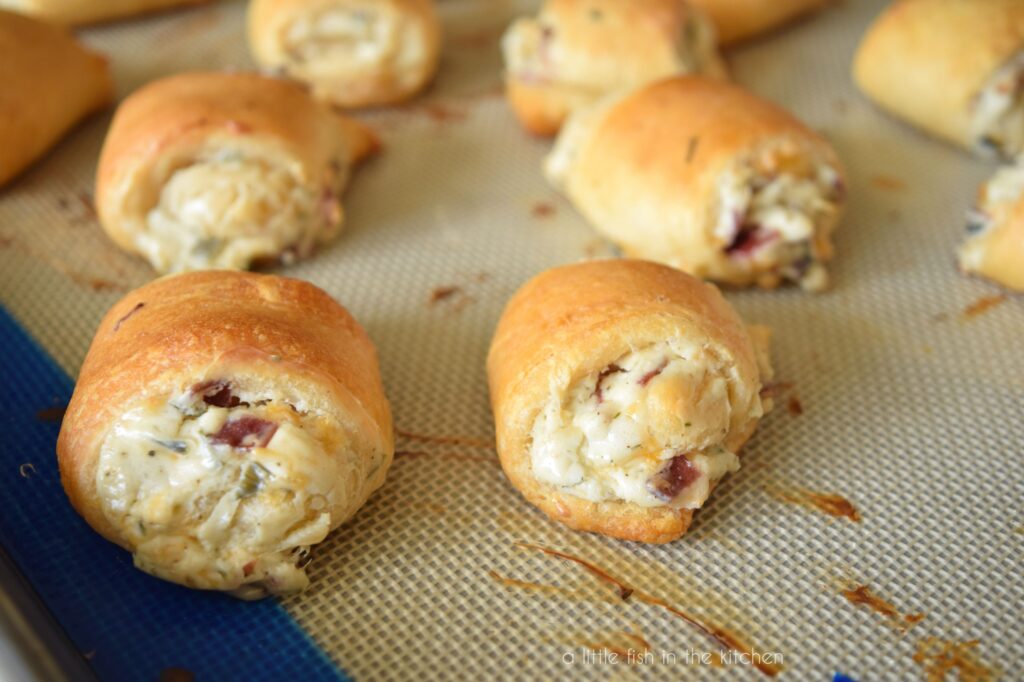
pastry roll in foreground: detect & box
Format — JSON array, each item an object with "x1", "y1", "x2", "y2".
[
  {"x1": 0, "y1": 0, "x2": 210, "y2": 24},
  {"x1": 0, "y1": 10, "x2": 112, "y2": 187},
  {"x1": 58, "y1": 271, "x2": 393, "y2": 598},
  {"x1": 854, "y1": 0, "x2": 1024, "y2": 158},
  {"x1": 501, "y1": 0, "x2": 726, "y2": 136},
  {"x1": 689, "y1": 0, "x2": 828, "y2": 45},
  {"x1": 959, "y1": 163, "x2": 1024, "y2": 291},
  {"x1": 248, "y1": 0, "x2": 441, "y2": 108},
  {"x1": 546, "y1": 77, "x2": 845, "y2": 291},
  {"x1": 96, "y1": 72, "x2": 378, "y2": 274},
  {"x1": 487, "y1": 260, "x2": 773, "y2": 543}
]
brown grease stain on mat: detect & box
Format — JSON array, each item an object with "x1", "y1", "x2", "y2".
[
  {"x1": 835, "y1": 580, "x2": 925, "y2": 631},
  {"x1": 870, "y1": 175, "x2": 907, "y2": 191},
  {"x1": 913, "y1": 637, "x2": 997, "y2": 682},
  {"x1": 786, "y1": 396, "x2": 804, "y2": 416},
  {"x1": 511, "y1": 543, "x2": 784, "y2": 677},
  {"x1": 531, "y1": 201, "x2": 556, "y2": 219},
  {"x1": 962, "y1": 295, "x2": 1008, "y2": 320},
  {"x1": 771, "y1": 488, "x2": 861, "y2": 522}
]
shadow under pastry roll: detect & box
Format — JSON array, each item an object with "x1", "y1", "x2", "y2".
[
  {"x1": 854, "y1": 0, "x2": 1024, "y2": 159},
  {"x1": 57, "y1": 271, "x2": 394, "y2": 598},
  {"x1": 0, "y1": 0, "x2": 211, "y2": 25},
  {"x1": 0, "y1": 9, "x2": 112, "y2": 187},
  {"x1": 689, "y1": 0, "x2": 830, "y2": 46},
  {"x1": 546, "y1": 76, "x2": 846, "y2": 291},
  {"x1": 501, "y1": 0, "x2": 726, "y2": 137},
  {"x1": 487, "y1": 260, "x2": 773, "y2": 543},
  {"x1": 960, "y1": 162, "x2": 1024, "y2": 291},
  {"x1": 96, "y1": 71, "x2": 378, "y2": 274},
  {"x1": 248, "y1": 0, "x2": 441, "y2": 108}
]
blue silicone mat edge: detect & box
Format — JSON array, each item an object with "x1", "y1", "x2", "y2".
[{"x1": 0, "y1": 305, "x2": 346, "y2": 682}]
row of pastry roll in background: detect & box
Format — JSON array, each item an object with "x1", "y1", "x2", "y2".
[{"x1": 504, "y1": 0, "x2": 1024, "y2": 294}]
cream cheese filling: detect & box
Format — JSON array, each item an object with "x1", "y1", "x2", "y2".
[
  {"x1": 959, "y1": 161, "x2": 1024, "y2": 271},
  {"x1": 715, "y1": 158, "x2": 842, "y2": 291},
  {"x1": 96, "y1": 386, "x2": 347, "y2": 598},
  {"x1": 972, "y1": 51, "x2": 1024, "y2": 158},
  {"x1": 529, "y1": 341, "x2": 760, "y2": 509},
  {"x1": 139, "y1": 151, "x2": 341, "y2": 273}
]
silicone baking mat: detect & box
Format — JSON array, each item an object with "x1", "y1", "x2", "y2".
[{"x1": 0, "y1": 0, "x2": 1021, "y2": 679}]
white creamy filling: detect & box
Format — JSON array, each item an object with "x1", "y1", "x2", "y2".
[
  {"x1": 140, "y1": 152, "x2": 337, "y2": 273},
  {"x1": 972, "y1": 51, "x2": 1024, "y2": 157},
  {"x1": 715, "y1": 161, "x2": 841, "y2": 290},
  {"x1": 284, "y1": 5, "x2": 423, "y2": 89},
  {"x1": 529, "y1": 341, "x2": 751, "y2": 509},
  {"x1": 960, "y1": 162, "x2": 1024, "y2": 270},
  {"x1": 96, "y1": 392, "x2": 344, "y2": 598}
]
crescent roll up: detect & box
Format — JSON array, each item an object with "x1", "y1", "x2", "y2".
[
  {"x1": 853, "y1": 0, "x2": 1024, "y2": 158},
  {"x1": 57, "y1": 271, "x2": 394, "y2": 598},
  {"x1": 959, "y1": 162, "x2": 1024, "y2": 291},
  {"x1": 487, "y1": 260, "x2": 773, "y2": 543},
  {"x1": 0, "y1": 10, "x2": 112, "y2": 187},
  {"x1": 96, "y1": 72, "x2": 378, "y2": 274},
  {"x1": 248, "y1": 0, "x2": 441, "y2": 108},
  {"x1": 688, "y1": 0, "x2": 829, "y2": 46},
  {"x1": 546, "y1": 76, "x2": 846, "y2": 291},
  {"x1": 0, "y1": 0, "x2": 210, "y2": 24},
  {"x1": 501, "y1": 0, "x2": 726, "y2": 137}
]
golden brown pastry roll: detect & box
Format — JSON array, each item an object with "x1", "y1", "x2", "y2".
[
  {"x1": 0, "y1": 0, "x2": 210, "y2": 24},
  {"x1": 853, "y1": 0, "x2": 1024, "y2": 158},
  {"x1": 487, "y1": 260, "x2": 773, "y2": 544},
  {"x1": 689, "y1": 0, "x2": 828, "y2": 45},
  {"x1": 57, "y1": 271, "x2": 393, "y2": 598},
  {"x1": 959, "y1": 162, "x2": 1024, "y2": 291},
  {"x1": 0, "y1": 10, "x2": 112, "y2": 187},
  {"x1": 248, "y1": 0, "x2": 441, "y2": 108},
  {"x1": 96, "y1": 72, "x2": 378, "y2": 274},
  {"x1": 501, "y1": 0, "x2": 726, "y2": 137},
  {"x1": 546, "y1": 76, "x2": 845, "y2": 291}
]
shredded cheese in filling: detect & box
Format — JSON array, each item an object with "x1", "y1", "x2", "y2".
[
  {"x1": 959, "y1": 162, "x2": 1024, "y2": 271},
  {"x1": 972, "y1": 51, "x2": 1024, "y2": 158},
  {"x1": 96, "y1": 387, "x2": 353, "y2": 598},
  {"x1": 140, "y1": 151, "x2": 342, "y2": 273},
  {"x1": 529, "y1": 341, "x2": 761, "y2": 509},
  {"x1": 715, "y1": 156, "x2": 842, "y2": 291},
  {"x1": 283, "y1": 4, "x2": 425, "y2": 91}
]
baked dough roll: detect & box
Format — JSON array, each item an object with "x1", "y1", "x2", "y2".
[
  {"x1": 853, "y1": 0, "x2": 1024, "y2": 158},
  {"x1": 0, "y1": 0, "x2": 210, "y2": 24},
  {"x1": 546, "y1": 77, "x2": 846, "y2": 291},
  {"x1": 487, "y1": 260, "x2": 773, "y2": 543},
  {"x1": 0, "y1": 10, "x2": 112, "y2": 187},
  {"x1": 959, "y1": 163, "x2": 1024, "y2": 291},
  {"x1": 96, "y1": 72, "x2": 378, "y2": 274},
  {"x1": 501, "y1": 0, "x2": 726, "y2": 136},
  {"x1": 57, "y1": 271, "x2": 393, "y2": 598},
  {"x1": 689, "y1": 0, "x2": 828, "y2": 45},
  {"x1": 248, "y1": 0, "x2": 441, "y2": 108}
]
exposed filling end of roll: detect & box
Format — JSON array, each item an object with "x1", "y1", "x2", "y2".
[
  {"x1": 959, "y1": 162, "x2": 1024, "y2": 283},
  {"x1": 139, "y1": 149, "x2": 347, "y2": 273},
  {"x1": 96, "y1": 380, "x2": 371, "y2": 598},
  {"x1": 280, "y1": 2, "x2": 429, "y2": 103},
  {"x1": 715, "y1": 148, "x2": 844, "y2": 292},
  {"x1": 972, "y1": 51, "x2": 1024, "y2": 158},
  {"x1": 529, "y1": 341, "x2": 763, "y2": 509},
  {"x1": 502, "y1": 10, "x2": 720, "y2": 91}
]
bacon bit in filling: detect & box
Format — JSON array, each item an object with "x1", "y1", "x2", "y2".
[
  {"x1": 594, "y1": 364, "x2": 624, "y2": 404},
  {"x1": 193, "y1": 380, "x2": 243, "y2": 409},
  {"x1": 242, "y1": 560, "x2": 256, "y2": 577},
  {"x1": 209, "y1": 417, "x2": 278, "y2": 449},
  {"x1": 725, "y1": 225, "x2": 780, "y2": 258},
  {"x1": 647, "y1": 454, "x2": 700, "y2": 502},
  {"x1": 638, "y1": 360, "x2": 668, "y2": 387}
]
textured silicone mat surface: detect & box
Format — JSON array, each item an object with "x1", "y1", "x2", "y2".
[{"x1": 1, "y1": 0, "x2": 1022, "y2": 679}]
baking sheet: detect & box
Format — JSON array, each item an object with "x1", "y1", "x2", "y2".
[{"x1": 1, "y1": 0, "x2": 1022, "y2": 679}]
